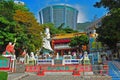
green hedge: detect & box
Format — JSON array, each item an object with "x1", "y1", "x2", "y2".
[
  {"x1": 0, "y1": 56, "x2": 8, "y2": 60},
  {"x1": 0, "y1": 71, "x2": 8, "y2": 80}
]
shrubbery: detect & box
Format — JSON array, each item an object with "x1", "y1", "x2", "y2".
[{"x1": 0, "y1": 71, "x2": 8, "y2": 80}]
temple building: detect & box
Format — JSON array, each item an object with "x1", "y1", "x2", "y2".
[{"x1": 51, "y1": 32, "x2": 86, "y2": 56}]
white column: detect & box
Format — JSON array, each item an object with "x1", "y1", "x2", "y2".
[
  {"x1": 52, "y1": 59, "x2": 54, "y2": 65},
  {"x1": 12, "y1": 55, "x2": 16, "y2": 72},
  {"x1": 62, "y1": 59, "x2": 65, "y2": 65}
]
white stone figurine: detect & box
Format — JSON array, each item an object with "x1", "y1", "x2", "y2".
[
  {"x1": 84, "y1": 51, "x2": 89, "y2": 60},
  {"x1": 30, "y1": 52, "x2": 35, "y2": 60},
  {"x1": 42, "y1": 27, "x2": 53, "y2": 51},
  {"x1": 83, "y1": 51, "x2": 90, "y2": 64},
  {"x1": 56, "y1": 53, "x2": 59, "y2": 59}
]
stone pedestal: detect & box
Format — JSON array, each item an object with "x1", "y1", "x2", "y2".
[
  {"x1": 15, "y1": 63, "x2": 25, "y2": 73},
  {"x1": 84, "y1": 59, "x2": 90, "y2": 64}
]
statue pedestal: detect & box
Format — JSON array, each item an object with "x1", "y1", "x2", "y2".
[
  {"x1": 83, "y1": 59, "x2": 91, "y2": 64},
  {"x1": 16, "y1": 63, "x2": 25, "y2": 73},
  {"x1": 29, "y1": 60, "x2": 35, "y2": 65},
  {"x1": 83, "y1": 57, "x2": 91, "y2": 64}
]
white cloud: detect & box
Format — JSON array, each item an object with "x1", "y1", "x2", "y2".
[{"x1": 74, "y1": 4, "x2": 88, "y2": 23}]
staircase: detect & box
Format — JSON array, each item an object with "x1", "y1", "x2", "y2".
[{"x1": 108, "y1": 61, "x2": 120, "y2": 80}]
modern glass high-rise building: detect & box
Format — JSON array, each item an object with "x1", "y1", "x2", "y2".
[{"x1": 39, "y1": 4, "x2": 78, "y2": 30}]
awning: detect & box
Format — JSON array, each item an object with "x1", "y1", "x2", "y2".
[{"x1": 53, "y1": 39, "x2": 70, "y2": 44}]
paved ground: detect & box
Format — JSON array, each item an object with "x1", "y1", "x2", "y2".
[
  {"x1": 18, "y1": 75, "x2": 111, "y2": 80},
  {"x1": 8, "y1": 72, "x2": 111, "y2": 80},
  {"x1": 8, "y1": 72, "x2": 28, "y2": 80}
]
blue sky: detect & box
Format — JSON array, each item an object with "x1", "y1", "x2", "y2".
[{"x1": 21, "y1": 0, "x2": 107, "y2": 23}]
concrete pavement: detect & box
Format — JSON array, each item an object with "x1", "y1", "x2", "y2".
[
  {"x1": 8, "y1": 72, "x2": 29, "y2": 80},
  {"x1": 8, "y1": 72, "x2": 111, "y2": 80}
]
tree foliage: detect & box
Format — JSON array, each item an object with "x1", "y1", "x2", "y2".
[
  {"x1": 94, "y1": 0, "x2": 120, "y2": 50},
  {"x1": 13, "y1": 10, "x2": 43, "y2": 51},
  {"x1": 94, "y1": 0, "x2": 120, "y2": 10},
  {"x1": 0, "y1": 0, "x2": 43, "y2": 54},
  {"x1": 62, "y1": 27, "x2": 78, "y2": 33},
  {"x1": 69, "y1": 35, "x2": 89, "y2": 49}
]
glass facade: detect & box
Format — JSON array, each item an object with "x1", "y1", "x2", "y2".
[
  {"x1": 42, "y1": 7, "x2": 51, "y2": 23},
  {"x1": 39, "y1": 4, "x2": 78, "y2": 30},
  {"x1": 53, "y1": 5, "x2": 65, "y2": 27},
  {"x1": 66, "y1": 7, "x2": 76, "y2": 29}
]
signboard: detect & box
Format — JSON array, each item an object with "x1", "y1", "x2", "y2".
[
  {"x1": 47, "y1": 66, "x2": 69, "y2": 70},
  {"x1": 0, "y1": 60, "x2": 9, "y2": 68},
  {"x1": 63, "y1": 59, "x2": 81, "y2": 65},
  {"x1": 54, "y1": 59, "x2": 62, "y2": 64},
  {"x1": 37, "y1": 59, "x2": 53, "y2": 65},
  {"x1": 0, "y1": 57, "x2": 10, "y2": 70}
]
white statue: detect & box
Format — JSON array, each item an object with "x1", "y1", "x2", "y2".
[
  {"x1": 84, "y1": 51, "x2": 89, "y2": 60},
  {"x1": 56, "y1": 53, "x2": 59, "y2": 59},
  {"x1": 45, "y1": 27, "x2": 50, "y2": 39},
  {"x1": 83, "y1": 51, "x2": 90, "y2": 64},
  {"x1": 42, "y1": 27, "x2": 53, "y2": 51},
  {"x1": 30, "y1": 52, "x2": 35, "y2": 60}
]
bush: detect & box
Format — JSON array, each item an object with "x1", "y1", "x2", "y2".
[
  {"x1": 0, "y1": 71, "x2": 8, "y2": 80},
  {"x1": 0, "y1": 56, "x2": 8, "y2": 60}
]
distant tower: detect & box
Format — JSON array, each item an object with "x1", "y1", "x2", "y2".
[{"x1": 39, "y1": 4, "x2": 78, "y2": 30}]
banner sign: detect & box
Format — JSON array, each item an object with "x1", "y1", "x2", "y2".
[
  {"x1": 37, "y1": 59, "x2": 53, "y2": 65},
  {"x1": 63, "y1": 59, "x2": 81, "y2": 64},
  {"x1": 0, "y1": 59, "x2": 10, "y2": 68}
]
